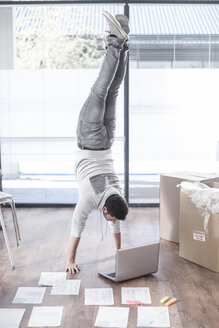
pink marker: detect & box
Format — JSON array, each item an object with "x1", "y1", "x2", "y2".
[{"x1": 126, "y1": 300, "x2": 141, "y2": 305}]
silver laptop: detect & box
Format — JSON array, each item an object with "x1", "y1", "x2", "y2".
[{"x1": 98, "y1": 241, "x2": 160, "y2": 282}]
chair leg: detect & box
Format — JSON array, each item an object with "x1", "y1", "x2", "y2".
[
  {"x1": 8, "y1": 201, "x2": 19, "y2": 246},
  {"x1": 11, "y1": 199, "x2": 21, "y2": 241},
  {"x1": 0, "y1": 206, "x2": 15, "y2": 269}
]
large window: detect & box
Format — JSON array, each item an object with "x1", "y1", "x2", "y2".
[
  {"x1": 0, "y1": 3, "x2": 219, "y2": 205},
  {"x1": 129, "y1": 4, "x2": 219, "y2": 204},
  {"x1": 0, "y1": 5, "x2": 124, "y2": 204}
]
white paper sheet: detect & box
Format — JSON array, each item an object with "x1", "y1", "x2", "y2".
[
  {"x1": 95, "y1": 306, "x2": 129, "y2": 328},
  {"x1": 12, "y1": 287, "x2": 46, "y2": 304},
  {"x1": 137, "y1": 307, "x2": 170, "y2": 327},
  {"x1": 0, "y1": 308, "x2": 26, "y2": 328},
  {"x1": 51, "y1": 280, "x2": 81, "y2": 295},
  {"x1": 85, "y1": 288, "x2": 114, "y2": 305},
  {"x1": 38, "y1": 272, "x2": 67, "y2": 286},
  {"x1": 121, "y1": 287, "x2": 151, "y2": 304},
  {"x1": 28, "y1": 306, "x2": 63, "y2": 327}
]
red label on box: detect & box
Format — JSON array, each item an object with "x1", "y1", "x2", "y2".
[{"x1": 193, "y1": 230, "x2": 205, "y2": 242}]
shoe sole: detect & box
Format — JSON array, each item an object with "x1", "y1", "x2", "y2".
[
  {"x1": 102, "y1": 10, "x2": 128, "y2": 40},
  {"x1": 115, "y1": 14, "x2": 130, "y2": 35}
]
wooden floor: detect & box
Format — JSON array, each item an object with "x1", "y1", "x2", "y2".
[{"x1": 0, "y1": 207, "x2": 218, "y2": 328}]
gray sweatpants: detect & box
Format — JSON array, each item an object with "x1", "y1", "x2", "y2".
[{"x1": 76, "y1": 35, "x2": 129, "y2": 150}]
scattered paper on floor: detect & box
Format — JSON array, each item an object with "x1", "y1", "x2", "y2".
[
  {"x1": 95, "y1": 306, "x2": 129, "y2": 328},
  {"x1": 12, "y1": 287, "x2": 46, "y2": 304},
  {"x1": 51, "y1": 280, "x2": 81, "y2": 295},
  {"x1": 38, "y1": 272, "x2": 66, "y2": 286},
  {"x1": 0, "y1": 308, "x2": 25, "y2": 328},
  {"x1": 85, "y1": 288, "x2": 114, "y2": 305},
  {"x1": 28, "y1": 306, "x2": 63, "y2": 327},
  {"x1": 121, "y1": 287, "x2": 152, "y2": 304},
  {"x1": 137, "y1": 307, "x2": 170, "y2": 327}
]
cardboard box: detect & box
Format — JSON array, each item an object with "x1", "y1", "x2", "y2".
[
  {"x1": 160, "y1": 172, "x2": 212, "y2": 243},
  {"x1": 179, "y1": 178, "x2": 219, "y2": 272}
]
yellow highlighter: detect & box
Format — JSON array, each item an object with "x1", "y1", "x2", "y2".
[{"x1": 160, "y1": 296, "x2": 169, "y2": 304}]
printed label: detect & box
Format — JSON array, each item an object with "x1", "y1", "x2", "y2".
[{"x1": 193, "y1": 230, "x2": 205, "y2": 242}]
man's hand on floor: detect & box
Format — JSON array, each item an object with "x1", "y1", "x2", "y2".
[{"x1": 65, "y1": 261, "x2": 80, "y2": 274}]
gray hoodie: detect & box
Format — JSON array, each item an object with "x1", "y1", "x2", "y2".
[{"x1": 71, "y1": 149, "x2": 123, "y2": 237}]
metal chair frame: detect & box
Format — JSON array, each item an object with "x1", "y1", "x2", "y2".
[{"x1": 0, "y1": 192, "x2": 21, "y2": 269}]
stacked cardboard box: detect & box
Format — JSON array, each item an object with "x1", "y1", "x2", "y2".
[
  {"x1": 179, "y1": 177, "x2": 219, "y2": 272},
  {"x1": 160, "y1": 172, "x2": 212, "y2": 243}
]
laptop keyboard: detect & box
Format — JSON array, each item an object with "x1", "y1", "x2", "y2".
[{"x1": 107, "y1": 272, "x2": 116, "y2": 278}]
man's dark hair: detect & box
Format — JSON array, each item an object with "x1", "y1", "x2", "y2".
[{"x1": 104, "y1": 194, "x2": 128, "y2": 220}]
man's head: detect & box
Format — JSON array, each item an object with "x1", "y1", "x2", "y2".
[{"x1": 103, "y1": 194, "x2": 128, "y2": 223}]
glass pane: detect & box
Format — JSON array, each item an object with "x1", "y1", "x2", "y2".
[
  {"x1": 129, "y1": 4, "x2": 219, "y2": 204},
  {"x1": 0, "y1": 4, "x2": 124, "y2": 204}
]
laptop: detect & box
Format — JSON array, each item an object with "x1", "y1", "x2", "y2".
[{"x1": 98, "y1": 241, "x2": 160, "y2": 282}]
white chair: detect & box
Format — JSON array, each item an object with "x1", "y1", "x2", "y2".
[{"x1": 0, "y1": 192, "x2": 21, "y2": 269}]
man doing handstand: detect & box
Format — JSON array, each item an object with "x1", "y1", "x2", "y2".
[{"x1": 66, "y1": 11, "x2": 130, "y2": 274}]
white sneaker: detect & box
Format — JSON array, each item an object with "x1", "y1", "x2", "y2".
[{"x1": 102, "y1": 10, "x2": 128, "y2": 40}]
